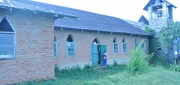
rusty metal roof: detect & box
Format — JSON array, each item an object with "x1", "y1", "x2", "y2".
[
  {"x1": 14, "y1": 0, "x2": 150, "y2": 36},
  {"x1": 0, "y1": 0, "x2": 77, "y2": 19}
]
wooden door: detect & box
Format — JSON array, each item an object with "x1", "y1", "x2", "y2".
[{"x1": 92, "y1": 45, "x2": 98, "y2": 66}]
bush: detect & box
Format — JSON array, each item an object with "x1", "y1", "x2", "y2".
[
  {"x1": 83, "y1": 65, "x2": 96, "y2": 73},
  {"x1": 144, "y1": 27, "x2": 160, "y2": 64},
  {"x1": 170, "y1": 63, "x2": 180, "y2": 72},
  {"x1": 55, "y1": 64, "x2": 61, "y2": 77},
  {"x1": 127, "y1": 41, "x2": 153, "y2": 75},
  {"x1": 107, "y1": 61, "x2": 125, "y2": 71},
  {"x1": 112, "y1": 60, "x2": 119, "y2": 67}
]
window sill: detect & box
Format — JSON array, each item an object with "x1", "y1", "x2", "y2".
[{"x1": 0, "y1": 57, "x2": 15, "y2": 60}]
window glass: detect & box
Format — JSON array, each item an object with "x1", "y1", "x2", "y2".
[
  {"x1": 54, "y1": 37, "x2": 58, "y2": 57},
  {"x1": 113, "y1": 38, "x2": 118, "y2": 53},
  {"x1": 66, "y1": 35, "x2": 76, "y2": 56},
  {"x1": 134, "y1": 39, "x2": 138, "y2": 49},
  {"x1": 0, "y1": 33, "x2": 15, "y2": 59},
  {"x1": 122, "y1": 39, "x2": 127, "y2": 52}
]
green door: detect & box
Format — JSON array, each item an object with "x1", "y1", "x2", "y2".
[
  {"x1": 92, "y1": 45, "x2": 98, "y2": 66},
  {"x1": 100, "y1": 45, "x2": 107, "y2": 65}
]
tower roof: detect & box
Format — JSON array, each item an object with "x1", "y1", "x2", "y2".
[
  {"x1": 143, "y1": 0, "x2": 177, "y2": 11},
  {"x1": 138, "y1": 15, "x2": 149, "y2": 25}
]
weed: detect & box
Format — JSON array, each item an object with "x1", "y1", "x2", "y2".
[
  {"x1": 126, "y1": 41, "x2": 153, "y2": 75},
  {"x1": 170, "y1": 63, "x2": 180, "y2": 72}
]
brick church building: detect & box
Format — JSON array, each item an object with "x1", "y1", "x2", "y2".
[{"x1": 0, "y1": 0, "x2": 176, "y2": 84}]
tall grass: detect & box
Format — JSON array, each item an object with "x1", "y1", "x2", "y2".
[
  {"x1": 18, "y1": 63, "x2": 180, "y2": 85},
  {"x1": 170, "y1": 63, "x2": 180, "y2": 72},
  {"x1": 127, "y1": 41, "x2": 153, "y2": 75}
]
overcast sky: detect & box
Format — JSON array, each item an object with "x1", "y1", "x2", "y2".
[{"x1": 33, "y1": 0, "x2": 180, "y2": 21}]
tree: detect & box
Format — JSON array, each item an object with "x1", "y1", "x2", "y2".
[
  {"x1": 159, "y1": 21, "x2": 180, "y2": 63},
  {"x1": 144, "y1": 27, "x2": 160, "y2": 63}
]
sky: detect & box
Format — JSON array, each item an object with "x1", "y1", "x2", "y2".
[{"x1": 33, "y1": 0, "x2": 180, "y2": 21}]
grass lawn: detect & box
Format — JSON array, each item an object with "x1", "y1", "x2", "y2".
[{"x1": 19, "y1": 64, "x2": 180, "y2": 85}]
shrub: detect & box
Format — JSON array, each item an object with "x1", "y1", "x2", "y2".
[
  {"x1": 127, "y1": 41, "x2": 153, "y2": 75},
  {"x1": 112, "y1": 60, "x2": 119, "y2": 67},
  {"x1": 170, "y1": 63, "x2": 180, "y2": 72},
  {"x1": 83, "y1": 65, "x2": 95, "y2": 72},
  {"x1": 55, "y1": 64, "x2": 61, "y2": 77},
  {"x1": 144, "y1": 27, "x2": 160, "y2": 64}
]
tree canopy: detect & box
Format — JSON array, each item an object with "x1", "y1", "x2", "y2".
[{"x1": 159, "y1": 21, "x2": 180, "y2": 62}]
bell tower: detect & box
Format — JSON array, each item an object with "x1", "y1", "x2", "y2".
[{"x1": 143, "y1": 0, "x2": 176, "y2": 29}]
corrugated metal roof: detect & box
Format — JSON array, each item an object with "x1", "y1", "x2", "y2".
[
  {"x1": 0, "y1": 0, "x2": 77, "y2": 19},
  {"x1": 125, "y1": 20, "x2": 150, "y2": 30},
  {"x1": 14, "y1": 0, "x2": 150, "y2": 36},
  {"x1": 0, "y1": 0, "x2": 54, "y2": 13}
]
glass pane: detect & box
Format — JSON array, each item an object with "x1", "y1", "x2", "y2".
[
  {"x1": 67, "y1": 42, "x2": 75, "y2": 56},
  {"x1": 0, "y1": 33, "x2": 14, "y2": 59},
  {"x1": 135, "y1": 43, "x2": 138, "y2": 49},
  {"x1": 54, "y1": 42, "x2": 57, "y2": 57},
  {"x1": 114, "y1": 43, "x2": 118, "y2": 53},
  {"x1": 123, "y1": 43, "x2": 126, "y2": 52},
  {"x1": 141, "y1": 43, "x2": 145, "y2": 49}
]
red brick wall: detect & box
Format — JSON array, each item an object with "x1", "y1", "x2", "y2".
[
  {"x1": 0, "y1": 9, "x2": 55, "y2": 84},
  {"x1": 54, "y1": 28, "x2": 149, "y2": 69}
]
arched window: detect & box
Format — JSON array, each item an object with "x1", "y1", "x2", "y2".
[
  {"x1": 113, "y1": 38, "x2": 118, "y2": 53},
  {"x1": 66, "y1": 34, "x2": 76, "y2": 56},
  {"x1": 0, "y1": 17, "x2": 15, "y2": 59},
  {"x1": 134, "y1": 39, "x2": 138, "y2": 49},
  {"x1": 141, "y1": 43, "x2": 145, "y2": 49},
  {"x1": 54, "y1": 36, "x2": 58, "y2": 57},
  {"x1": 122, "y1": 38, "x2": 127, "y2": 52},
  {"x1": 67, "y1": 35, "x2": 74, "y2": 42},
  {"x1": 141, "y1": 40, "x2": 145, "y2": 49},
  {"x1": 92, "y1": 38, "x2": 100, "y2": 45}
]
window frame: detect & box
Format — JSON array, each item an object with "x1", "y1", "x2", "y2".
[
  {"x1": 114, "y1": 42, "x2": 118, "y2": 53},
  {"x1": 122, "y1": 39, "x2": 127, "y2": 52},
  {"x1": 134, "y1": 39, "x2": 138, "y2": 49},
  {"x1": 66, "y1": 34, "x2": 76, "y2": 57},
  {"x1": 66, "y1": 42, "x2": 76, "y2": 57},
  {"x1": 0, "y1": 31, "x2": 16, "y2": 60},
  {"x1": 54, "y1": 40, "x2": 58, "y2": 57},
  {"x1": 141, "y1": 43, "x2": 145, "y2": 49},
  {"x1": 113, "y1": 38, "x2": 118, "y2": 53}
]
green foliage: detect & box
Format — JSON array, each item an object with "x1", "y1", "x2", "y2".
[
  {"x1": 158, "y1": 21, "x2": 180, "y2": 63},
  {"x1": 112, "y1": 60, "x2": 119, "y2": 67},
  {"x1": 55, "y1": 64, "x2": 61, "y2": 77},
  {"x1": 144, "y1": 27, "x2": 160, "y2": 63},
  {"x1": 107, "y1": 61, "x2": 126, "y2": 71},
  {"x1": 83, "y1": 64, "x2": 96, "y2": 73},
  {"x1": 170, "y1": 63, "x2": 180, "y2": 72},
  {"x1": 127, "y1": 41, "x2": 153, "y2": 75},
  {"x1": 152, "y1": 55, "x2": 170, "y2": 68},
  {"x1": 19, "y1": 66, "x2": 180, "y2": 85},
  {"x1": 159, "y1": 22, "x2": 180, "y2": 46},
  {"x1": 56, "y1": 65, "x2": 83, "y2": 78}
]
